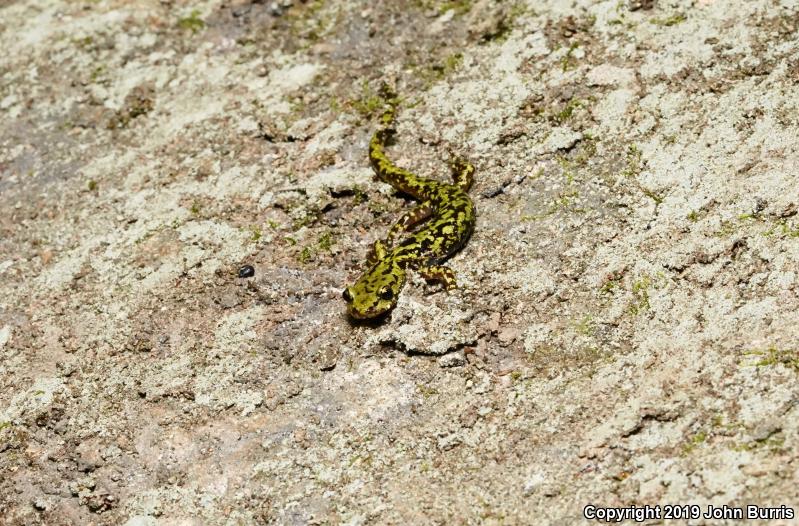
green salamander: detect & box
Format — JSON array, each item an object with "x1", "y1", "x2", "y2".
[{"x1": 343, "y1": 95, "x2": 476, "y2": 319}]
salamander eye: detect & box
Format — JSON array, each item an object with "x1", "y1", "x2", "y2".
[
  {"x1": 378, "y1": 286, "x2": 394, "y2": 301},
  {"x1": 342, "y1": 288, "x2": 353, "y2": 302}
]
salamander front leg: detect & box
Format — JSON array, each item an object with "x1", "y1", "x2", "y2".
[
  {"x1": 366, "y1": 239, "x2": 389, "y2": 268},
  {"x1": 418, "y1": 264, "x2": 458, "y2": 291}
]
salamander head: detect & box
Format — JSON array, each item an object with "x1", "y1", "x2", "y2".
[{"x1": 343, "y1": 258, "x2": 406, "y2": 320}]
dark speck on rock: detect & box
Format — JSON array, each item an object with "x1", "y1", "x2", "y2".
[
  {"x1": 238, "y1": 265, "x2": 255, "y2": 278},
  {"x1": 232, "y1": 5, "x2": 251, "y2": 18}
]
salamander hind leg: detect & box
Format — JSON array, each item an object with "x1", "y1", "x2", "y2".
[
  {"x1": 448, "y1": 152, "x2": 475, "y2": 191},
  {"x1": 418, "y1": 264, "x2": 458, "y2": 291},
  {"x1": 385, "y1": 202, "x2": 433, "y2": 247}
]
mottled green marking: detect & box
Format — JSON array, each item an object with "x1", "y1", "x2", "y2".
[{"x1": 343, "y1": 93, "x2": 476, "y2": 319}]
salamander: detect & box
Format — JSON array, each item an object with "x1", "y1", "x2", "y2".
[{"x1": 342, "y1": 93, "x2": 476, "y2": 319}]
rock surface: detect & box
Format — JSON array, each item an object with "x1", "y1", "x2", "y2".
[{"x1": 1, "y1": 0, "x2": 798, "y2": 523}]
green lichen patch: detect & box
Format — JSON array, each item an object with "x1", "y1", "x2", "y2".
[
  {"x1": 417, "y1": 383, "x2": 440, "y2": 398},
  {"x1": 437, "y1": 52, "x2": 464, "y2": 78},
  {"x1": 348, "y1": 80, "x2": 389, "y2": 119},
  {"x1": 682, "y1": 430, "x2": 708, "y2": 454},
  {"x1": 599, "y1": 270, "x2": 625, "y2": 295},
  {"x1": 294, "y1": 230, "x2": 337, "y2": 265},
  {"x1": 72, "y1": 35, "x2": 94, "y2": 49},
  {"x1": 297, "y1": 246, "x2": 313, "y2": 264},
  {"x1": 711, "y1": 212, "x2": 795, "y2": 239},
  {"x1": 640, "y1": 186, "x2": 664, "y2": 205},
  {"x1": 416, "y1": 0, "x2": 474, "y2": 16},
  {"x1": 317, "y1": 231, "x2": 336, "y2": 251},
  {"x1": 474, "y1": 2, "x2": 529, "y2": 44},
  {"x1": 573, "y1": 133, "x2": 598, "y2": 166},
  {"x1": 285, "y1": 0, "x2": 340, "y2": 47},
  {"x1": 107, "y1": 85, "x2": 155, "y2": 130},
  {"x1": 550, "y1": 97, "x2": 585, "y2": 124},
  {"x1": 291, "y1": 208, "x2": 321, "y2": 230},
  {"x1": 616, "y1": 144, "x2": 664, "y2": 203},
  {"x1": 620, "y1": 144, "x2": 642, "y2": 178},
  {"x1": 248, "y1": 225, "x2": 262, "y2": 243},
  {"x1": 650, "y1": 13, "x2": 687, "y2": 27},
  {"x1": 628, "y1": 272, "x2": 668, "y2": 316},
  {"x1": 573, "y1": 314, "x2": 596, "y2": 336},
  {"x1": 560, "y1": 42, "x2": 581, "y2": 72},
  {"x1": 740, "y1": 347, "x2": 799, "y2": 371},
  {"x1": 408, "y1": 51, "x2": 467, "y2": 89},
  {"x1": 763, "y1": 219, "x2": 799, "y2": 238},
  {"x1": 730, "y1": 435, "x2": 786, "y2": 453},
  {"x1": 177, "y1": 10, "x2": 206, "y2": 33},
  {"x1": 629, "y1": 275, "x2": 652, "y2": 315},
  {"x1": 89, "y1": 65, "x2": 107, "y2": 84}
]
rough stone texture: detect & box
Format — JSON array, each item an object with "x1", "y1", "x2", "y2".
[{"x1": 1, "y1": 0, "x2": 798, "y2": 524}]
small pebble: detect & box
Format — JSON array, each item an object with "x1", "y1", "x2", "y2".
[
  {"x1": 438, "y1": 351, "x2": 466, "y2": 368},
  {"x1": 238, "y1": 265, "x2": 255, "y2": 278}
]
